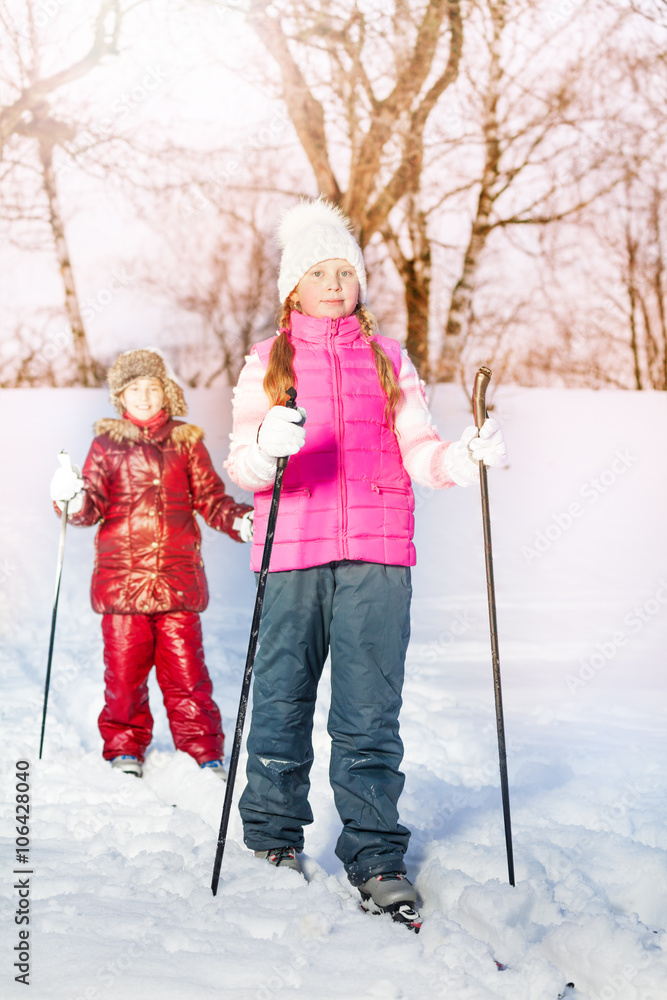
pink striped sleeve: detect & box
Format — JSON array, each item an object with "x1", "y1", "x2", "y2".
[
  {"x1": 395, "y1": 351, "x2": 458, "y2": 489},
  {"x1": 223, "y1": 351, "x2": 276, "y2": 492}
]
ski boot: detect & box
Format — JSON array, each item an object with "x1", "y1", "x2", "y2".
[
  {"x1": 358, "y1": 873, "x2": 422, "y2": 932},
  {"x1": 110, "y1": 755, "x2": 143, "y2": 778},
  {"x1": 200, "y1": 759, "x2": 227, "y2": 780},
  {"x1": 254, "y1": 847, "x2": 303, "y2": 874}
]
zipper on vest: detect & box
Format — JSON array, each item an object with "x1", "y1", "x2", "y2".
[
  {"x1": 282, "y1": 486, "x2": 311, "y2": 498},
  {"x1": 371, "y1": 483, "x2": 406, "y2": 495},
  {"x1": 329, "y1": 318, "x2": 348, "y2": 559}
]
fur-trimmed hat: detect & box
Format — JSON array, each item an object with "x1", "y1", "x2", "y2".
[
  {"x1": 107, "y1": 348, "x2": 187, "y2": 417},
  {"x1": 277, "y1": 197, "x2": 367, "y2": 304}
]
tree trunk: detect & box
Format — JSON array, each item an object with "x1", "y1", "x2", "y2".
[
  {"x1": 624, "y1": 216, "x2": 643, "y2": 390},
  {"x1": 404, "y1": 257, "x2": 431, "y2": 379},
  {"x1": 436, "y1": 0, "x2": 504, "y2": 381},
  {"x1": 38, "y1": 136, "x2": 101, "y2": 386},
  {"x1": 649, "y1": 186, "x2": 667, "y2": 390},
  {"x1": 383, "y1": 203, "x2": 432, "y2": 379},
  {"x1": 436, "y1": 218, "x2": 490, "y2": 381}
]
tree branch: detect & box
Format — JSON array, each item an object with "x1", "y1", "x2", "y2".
[
  {"x1": 0, "y1": 1, "x2": 122, "y2": 147},
  {"x1": 247, "y1": 0, "x2": 341, "y2": 201}
]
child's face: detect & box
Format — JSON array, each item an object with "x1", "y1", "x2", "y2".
[
  {"x1": 120, "y1": 377, "x2": 165, "y2": 421},
  {"x1": 292, "y1": 259, "x2": 359, "y2": 320}
]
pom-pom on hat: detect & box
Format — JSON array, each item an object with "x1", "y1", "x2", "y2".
[
  {"x1": 277, "y1": 197, "x2": 367, "y2": 304},
  {"x1": 107, "y1": 348, "x2": 187, "y2": 417}
]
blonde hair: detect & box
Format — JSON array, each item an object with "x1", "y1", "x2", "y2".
[{"x1": 263, "y1": 301, "x2": 402, "y2": 428}]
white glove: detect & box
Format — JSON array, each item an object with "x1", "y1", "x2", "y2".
[
  {"x1": 233, "y1": 509, "x2": 254, "y2": 543},
  {"x1": 50, "y1": 455, "x2": 84, "y2": 513},
  {"x1": 257, "y1": 405, "x2": 306, "y2": 460},
  {"x1": 443, "y1": 418, "x2": 507, "y2": 487}
]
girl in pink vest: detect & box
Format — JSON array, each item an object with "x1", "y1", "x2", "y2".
[{"x1": 225, "y1": 199, "x2": 506, "y2": 928}]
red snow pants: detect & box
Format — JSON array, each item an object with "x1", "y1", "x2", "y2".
[{"x1": 99, "y1": 611, "x2": 224, "y2": 764}]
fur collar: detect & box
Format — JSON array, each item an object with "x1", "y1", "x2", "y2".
[{"x1": 94, "y1": 417, "x2": 204, "y2": 447}]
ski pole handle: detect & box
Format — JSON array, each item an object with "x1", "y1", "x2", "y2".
[
  {"x1": 473, "y1": 367, "x2": 492, "y2": 430},
  {"x1": 58, "y1": 450, "x2": 73, "y2": 471},
  {"x1": 276, "y1": 387, "x2": 305, "y2": 470}
]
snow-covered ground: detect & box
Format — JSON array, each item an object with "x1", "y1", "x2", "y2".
[{"x1": 1, "y1": 384, "x2": 666, "y2": 1000}]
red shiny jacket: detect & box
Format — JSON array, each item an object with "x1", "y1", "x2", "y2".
[{"x1": 68, "y1": 416, "x2": 252, "y2": 615}]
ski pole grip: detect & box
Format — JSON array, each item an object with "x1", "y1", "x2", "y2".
[
  {"x1": 276, "y1": 387, "x2": 304, "y2": 470},
  {"x1": 473, "y1": 367, "x2": 492, "y2": 430},
  {"x1": 58, "y1": 450, "x2": 73, "y2": 472}
]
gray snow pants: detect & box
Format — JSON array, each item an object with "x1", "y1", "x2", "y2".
[{"x1": 239, "y1": 560, "x2": 412, "y2": 885}]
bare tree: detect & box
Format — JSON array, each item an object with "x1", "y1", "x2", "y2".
[
  {"x1": 143, "y1": 202, "x2": 279, "y2": 387},
  {"x1": 0, "y1": 1, "x2": 121, "y2": 151},
  {"x1": 513, "y1": 3, "x2": 667, "y2": 392},
  {"x1": 4, "y1": 0, "x2": 663, "y2": 392},
  {"x1": 0, "y1": 0, "x2": 129, "y2": 385},
  {"x1": 489, "y1": 167, "x2": 667, "y2": 392},
  {"x1": 433, "y1": 0, "x2": 646, "y2": 381},
  {"x1": 239, "y1": 0, "x2": 656, "y2": 387},
  {"x1": 244, "y1": 0, "x2": 463, "y2": 376}
]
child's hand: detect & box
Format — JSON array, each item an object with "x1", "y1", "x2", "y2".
[
  {"x1": 233, "y1": 510, "x2": 254, "y2": 543},
  {"x1": 468, "y1": 418, "x2": 507, "y2": 468},
  {"x1": 50, "y1": 459, "x2": 85, "y2": 513},
  {"x1": 257, "y1": 405, "x2": 307, "y2": 459},
  {"x1": 443, "y1": 419, "x2": 507, "y2": 487}
]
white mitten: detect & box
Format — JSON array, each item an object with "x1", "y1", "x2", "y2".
[
  {"x1": 444, "y1": 418, "x2": 507, "y2": 487},
  {"x1": 469, "y1": 417, "x2": 507, "y2": 467},
  {"x1": 50, "y1": 456, "x2": 84, "y2": 513},
  {"x1": 257, "y1": 405, "x2": 306, "y2": 459},
  {"x1": 233, "y1": 509, "x2": 254, "y2": 543}
]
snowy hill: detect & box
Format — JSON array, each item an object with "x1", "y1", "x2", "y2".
[{"x1": 1, "y1": 384, "x2": 666, "y2": 1000}]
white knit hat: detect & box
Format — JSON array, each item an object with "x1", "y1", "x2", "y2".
[{"x1": 277, "y1": 197, "x2": 367, "y2": 304}]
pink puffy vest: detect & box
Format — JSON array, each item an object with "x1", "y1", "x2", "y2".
[{"x1": 250, "y1": 311, "x2": 415, "y2": 572}]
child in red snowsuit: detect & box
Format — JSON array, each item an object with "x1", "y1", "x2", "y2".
[{"x1": 50, "y1": 348, "x2": 253, "y2": 778}]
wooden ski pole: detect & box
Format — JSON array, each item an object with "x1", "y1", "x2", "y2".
[{"x1": 472, "y1": 367, "x2": 515, "y2": 886}]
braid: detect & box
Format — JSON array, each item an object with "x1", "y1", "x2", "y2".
[
  {"x1": 356, "y1": 304, "x2": 402, "y2": 430},
  {"x1": 263, "y1": 301, "x2": 297, "y2": 407},
  {"x1": 278, "y1": 299, "x2": 293, "y2": 331}
]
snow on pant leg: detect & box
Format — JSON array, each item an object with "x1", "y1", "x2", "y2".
[
  {"x1": 239, "y1": 566, "x2": 333, "y2": 852},
  {"x1": 99, "y1": 613, "x2": 155, "y2": 761},
  {"x1": 327, "y1": 561, "x2": 412, "y2": 886},
  {"x1": 153, "y1": 611, "x2": 224, "y2": 765}
]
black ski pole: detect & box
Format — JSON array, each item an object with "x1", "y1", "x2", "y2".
[
  {"x1": 39, "y1": 452, "x2": 72, "y2": 760},
  {"x1": 211, "y1": 387, "x2": 302, "y2": 895},
  {"x1": 472, "y1": 367, "x2": 515, "y2": 887}
]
